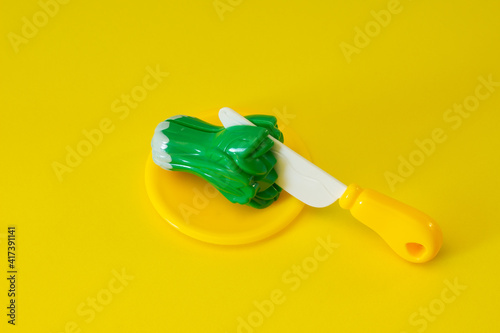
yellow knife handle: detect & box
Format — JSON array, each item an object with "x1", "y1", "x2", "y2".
[{"x1": 339, "y1": 184, "x2": 442, "y2": 263}]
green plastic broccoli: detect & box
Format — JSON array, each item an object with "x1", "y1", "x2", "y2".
[{"x1": 151, "y1": 114, "x2": 284, "y2": 209}]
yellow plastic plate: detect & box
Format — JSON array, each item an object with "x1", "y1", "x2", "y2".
[{"x1": 145, "y1": 113, "x2": 309, "y2": 245}]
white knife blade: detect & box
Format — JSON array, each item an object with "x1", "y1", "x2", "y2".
[{"x1": 218, "y1": 107, "x2": 347, "y2": 208}]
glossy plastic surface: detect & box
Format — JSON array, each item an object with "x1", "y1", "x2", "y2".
[
  {"x1": 220, "y1": 108, "x2": 441, "y2": 263},
  {"x1": 151, "y1": 114, "x2": 284, "y2": 208},
  {"x1": 219, "y1": 107, "x2": 348, "y2": 207},
  {"x1": 340, "y1": 184, "x2": 443, "y2": 263},
  {"x1": 145, "y1": 113, "x2": 308, "y2": 245}
]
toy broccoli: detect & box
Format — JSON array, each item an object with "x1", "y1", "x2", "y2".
[{"x1": 151, "y1": 114, "x2": 284, "y2": 208}]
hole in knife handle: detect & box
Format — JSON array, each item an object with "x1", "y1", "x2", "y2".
[{"x1": 405, "y1": 242, "x2": 426, "y2": 259}]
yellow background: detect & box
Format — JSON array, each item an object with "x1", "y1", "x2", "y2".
[{"x1": 1, "y1": 0, "x2": 499, "y2": 332}]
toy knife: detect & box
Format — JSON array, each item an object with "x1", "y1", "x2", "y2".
[{"x1": 218, "y1": 107, "x2": 442, "y2": 263}]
